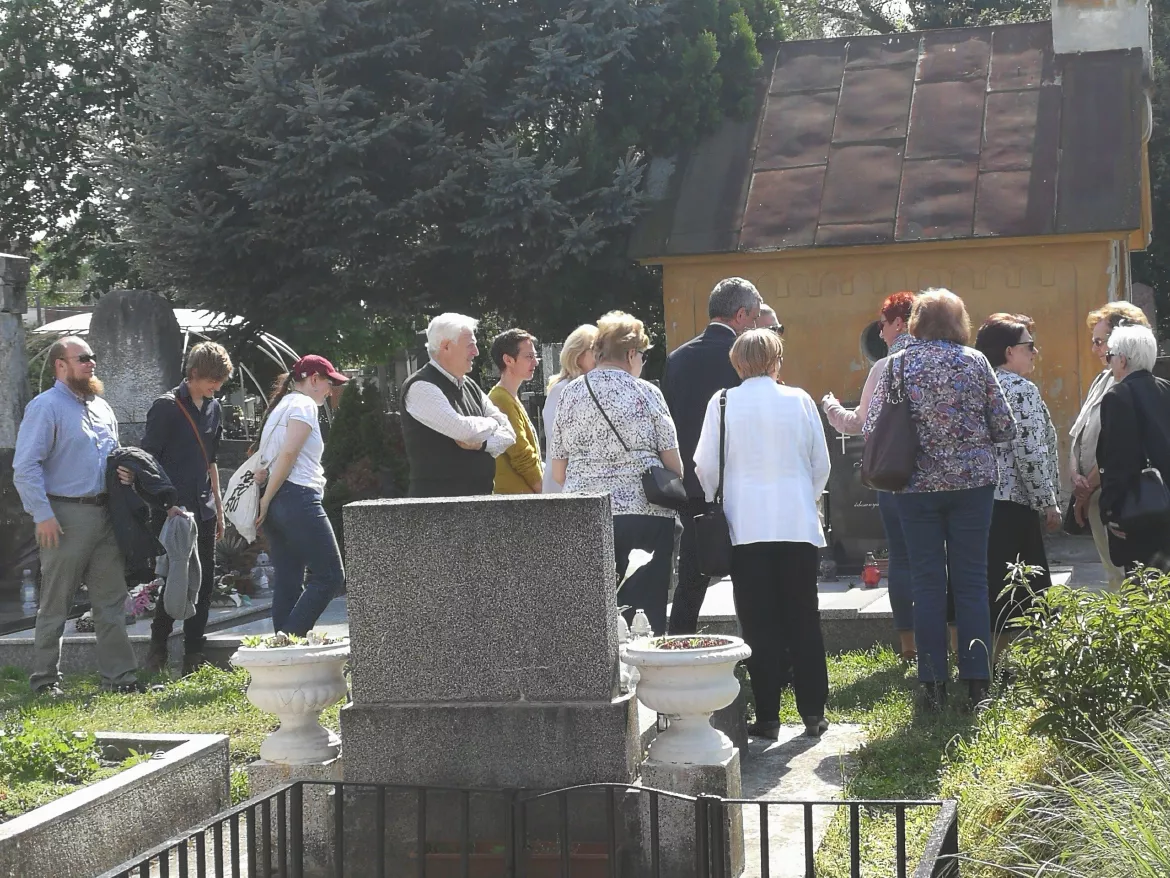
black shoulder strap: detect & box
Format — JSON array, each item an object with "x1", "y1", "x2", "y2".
[
  {"x1": 715, "y1": 390, "x2": 728, "y2": 505},
  {"x1": 584, "y1": 373, "x2": 630, "y2": 452}
]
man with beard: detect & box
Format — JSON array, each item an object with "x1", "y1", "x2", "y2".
[{"x1": 13, "y1": 336, "x2": 141, "y2": 696}]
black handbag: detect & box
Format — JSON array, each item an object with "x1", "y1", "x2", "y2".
[
  {"x1": 584, "y1": 373, "x2": 689, "y2": 512},
  {"x1": 861, "y1": 353, "x2": 917, "y2": 491},
  {"x1": 1118, "y1": 467, "x2": 1170, "y2": 533},
  {"x1": 694, "y1": 391, "x2": 733, "y2": 577},
  {"x1": 1062, "y1": 494, "x2": 1090, "y2": 536}
]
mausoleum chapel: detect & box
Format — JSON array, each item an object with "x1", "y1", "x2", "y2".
[{"x1": 633, "y1": 15, "x2": 1152, "y2": 474}]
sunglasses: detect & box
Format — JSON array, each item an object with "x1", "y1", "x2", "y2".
[
  {"x1": 62, "y1": 354, "x2": 97, "y2": 364},
  {"x1": 1011, "y1": 341, "x2": 1036, "y2": 352},
  {"x1": 767, "y1": 324, "x2": 784, "y2": 336}
]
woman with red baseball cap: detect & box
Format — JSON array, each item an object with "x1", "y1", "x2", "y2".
[{"x1": 254, "y1": 355, "x2": 348, "y2": 635}]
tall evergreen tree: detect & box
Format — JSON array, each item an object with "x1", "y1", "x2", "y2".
[
  {"x1": 0, "y1": 0, "x2": 160, "y2": 290},
  {"x1": 113, "y1": 0, "x2": 776, "y2": 337}
]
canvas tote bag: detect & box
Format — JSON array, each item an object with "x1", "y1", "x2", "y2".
[
  {"x1": 861, "y1": 353, "x2": 917, "y2": 492},
  {"x1": 223, "y1": 405, "x2": 289, "y2": 542}
]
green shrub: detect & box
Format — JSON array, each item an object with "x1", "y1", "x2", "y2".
[
  {"x1": 1010, "y1": 567, "x2": 1170, "y2": 742},
  {"x1": 0, "y1": 723, "x2": 101, "y2": 784},
  {"x1": 322, "y1": 380, "x2": 408, "y2": 546},
  {"x1": 975, "y1": 710, "x2": 1170, "y2": 877}
]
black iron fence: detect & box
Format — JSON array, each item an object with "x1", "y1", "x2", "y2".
[{"x1": 99, "y1": 781, "x2": 958, "y2": 878}]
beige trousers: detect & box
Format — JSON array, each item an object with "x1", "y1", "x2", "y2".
[
  {"x1": 32, "y1": 501, "x2": 139, "y2": 689},
  {"x1": 1087, "y1": 490, "x2": 1125, "y2": 591}
]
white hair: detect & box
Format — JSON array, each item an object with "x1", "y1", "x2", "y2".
[
  {"x1": 426, "y1": 313, "x2": 478, "y2": 355},
  {"x1": 1109, "y1": 323, "x2": 1159, "y2": 372}
]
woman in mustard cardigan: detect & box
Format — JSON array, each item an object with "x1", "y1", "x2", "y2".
[{"x1": 488, "y1": 329, "x2": 544, "y2": 493}]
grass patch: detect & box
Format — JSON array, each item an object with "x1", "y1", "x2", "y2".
[
  {"x1": 740, "y1": 647, "x2": 1044, "y2": 876},
  {"x1": 0, "y1": 664, "x2": 343, "y2": 819}
]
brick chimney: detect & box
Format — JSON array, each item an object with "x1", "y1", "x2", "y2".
[{"x1": 1052, "y1": 0, "x2": 1151, "y2": 70}]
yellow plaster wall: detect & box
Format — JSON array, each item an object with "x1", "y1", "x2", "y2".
[{"x1": 660, "y1": 239, "x2": 1120, "y2": 486}]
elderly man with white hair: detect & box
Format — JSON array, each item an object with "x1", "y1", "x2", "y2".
[
  {"x1": 400, "y1": 313, "x2": 516, "y2": 497},
  {"x1": 1097, "y1": 322, "x2": 1170, "y2": 572}
]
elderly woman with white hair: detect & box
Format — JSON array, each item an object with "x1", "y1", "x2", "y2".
[
  {"x1": 1097, "y1": 322, "x2": 1170, "y2": 572},
  {"x1": 400, "y1": 312, "x2": 516, "y2": 497}
]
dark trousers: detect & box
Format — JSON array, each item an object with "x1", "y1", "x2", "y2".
[
  {"x1": 988, "y1": 500, "x2": 1052, "y2": 633},
  {"x1": 730, "y1": 541, "x2": 828, "y2": 721},
  {"x1": 151, "y1": 515, "x2": 217, "y2": 653},
  {"x1": 263, "y1": 482, "x2": 345, "y2": 636},
  {"x1": 614, "y1": 514, "x2": 677, "y2": 636},
  {"x1": 668, "y1": 498, "x2": 710, "y2": 634}
]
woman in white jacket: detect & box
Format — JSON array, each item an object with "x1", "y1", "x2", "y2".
[{"x1": 694, "y1": 329, "x2": 831, "y2": 739}]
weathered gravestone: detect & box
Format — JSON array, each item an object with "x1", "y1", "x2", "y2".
[
  {"x1": 340, "y1": 493, "x2": 642, "y2": 876},
  {"x1": 88, "y1": 290, "x2": 183, "y2": 447},
  {"x1": 0, "y1": 254, "x2": 33, "y2": 587}
]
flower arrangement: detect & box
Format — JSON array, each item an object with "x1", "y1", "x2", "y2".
[{"x1": 239, "y1": 630, "x2": 345, "y2": 649}]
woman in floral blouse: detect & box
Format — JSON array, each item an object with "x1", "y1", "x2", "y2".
[
  {"x1": 549, "y1": 311, "x2": 683, "y2": 634},
  {"x1": 975, "y1": 314, "x2": 1060, "y2": 662},
  {"x1": 864, "y1": 290, "x2": 1015, "y2": 710}
]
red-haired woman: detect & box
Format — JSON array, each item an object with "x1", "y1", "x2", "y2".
[{"x1": 822, "y1": 293, "x2": 917, "y2": 660}]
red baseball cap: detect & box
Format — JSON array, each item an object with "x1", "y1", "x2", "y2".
[{"x1": 292, "y1": 355, "x2": 348, "y2": 385}]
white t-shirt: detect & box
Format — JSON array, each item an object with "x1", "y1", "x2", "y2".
[{"x1": 259, "y1": 392, "x2": 326, "y2": 493}]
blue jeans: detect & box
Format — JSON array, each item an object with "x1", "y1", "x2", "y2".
[
  {"x1": 876, "y1": 491, "x2": 913, "y2": 633},
  {"x1": 896, "y1": 486, "x2": 994, "y2": 683},
  {"x1": 262, "y1": 482, "x2": 344, "y2": 636}
]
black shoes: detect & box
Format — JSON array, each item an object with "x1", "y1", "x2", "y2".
[
  {"x1": 803, "y1": 716, "x2": 830, "y2": 738},
  {"x1": 182, "y1": 652, "x2": 209, "y2": 676},
  {"x1": 917, "y1": 681, "x2": 947, "y2": 712},
  {"x1": 965, "y1": 679, "x2": 991, "y2": 713},
  {"x1": 917, "y1": 680, "x2": 992, "y2": 713},
  {"x1": 747, "y1": 720, "x2": 781, "y2": 740},
  {"x1": 144, "y1": 642, "x2": 168, "y2": 674}
]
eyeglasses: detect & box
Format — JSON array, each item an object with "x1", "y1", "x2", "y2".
[
  {"x1": 1091, "y1": 338, "x2": 1108, "y2": 348},
  {"x1": 62, "y1": 354, "x2": 97, "y2": 364},
  {"x1": 766, "y1": 324, "x2": 784, "y2": 336},
  {"x1": 1105, "y1": 352, "x2": 1116, "y2": 362},
  {"x1": 1011, "y1": 341, "x2": 1037, "y2": 352}
]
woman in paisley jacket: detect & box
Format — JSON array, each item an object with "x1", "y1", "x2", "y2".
[
  {"x1": 975, "y1": 314, "x2": 1061, "y2": 663},
  {"x1": 864, "y1": 291, "x2": 1015, "y2": 710}
]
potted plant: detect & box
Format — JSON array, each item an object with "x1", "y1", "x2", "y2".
[
  {"x1": 230, "y1": 631, "x2": 350, "y2": 764},
  {"x1": 872, "y1": 547, "x2": 890, "y2": 578},
  {"x1": 621, "y1": 635, "x2": 751, "y2": 765}
]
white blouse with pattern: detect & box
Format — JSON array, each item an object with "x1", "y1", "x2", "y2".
[
  {"x1": 995, "y1": 368, "x2": 1059, "y2": 511},
  {"x1": 549, "y1": 368, "x2": 679, "y2": 519}
]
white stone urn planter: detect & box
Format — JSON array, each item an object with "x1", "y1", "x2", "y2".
[
  {"x1": 622, "y1": 635, "x2": 751, "y2": 766},
  {"x1": 231, "y1": 640, "x2": 350, "y2": 765}
]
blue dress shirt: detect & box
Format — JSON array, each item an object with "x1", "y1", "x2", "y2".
[{"x1": 12, "y1": 381, "x2": 120, "y2": 523}]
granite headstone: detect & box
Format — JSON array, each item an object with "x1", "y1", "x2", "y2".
[
  {"x1": 341, "y1": 493, "x2": 639, "y2": 789},
  {"x1": 88, "y1": 290, "x2": 183, "y2": 446},
  {"x1": 0, "y1": 254, "x2": 32, "y2": 585}
]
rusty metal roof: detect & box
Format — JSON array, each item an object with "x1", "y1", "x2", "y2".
[{"x1": 630, "y1": 21, "x2": 1145, "y2": 259}]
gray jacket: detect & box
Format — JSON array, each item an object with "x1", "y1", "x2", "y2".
[{"x1": 156, "y1": 513, "x2": 201, "y2": 620}]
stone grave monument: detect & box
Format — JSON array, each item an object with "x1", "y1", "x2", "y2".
[
  {"x1": 88, "y1": 290, "x2": 183, "y2": 446},
  {"x1": 0, "y1": 254, "x2": 33, "y2": 587},
  {"x1": 340, "y1": 493, "x2": 641, "y2": 874}
]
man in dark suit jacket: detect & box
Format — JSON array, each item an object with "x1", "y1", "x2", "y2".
[{"x1": 663, "y1": 277, "x2": 763, "y2": 633}]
